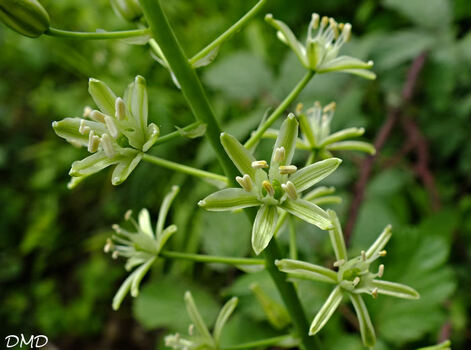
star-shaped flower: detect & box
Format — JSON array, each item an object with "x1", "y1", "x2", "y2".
[
  {"x1": 105, "y1": 186, "x2": 179, "y2": 310},
  {"x1": 198, "y1": 114, "x2": 341, "y2": 255},
  {"x1": 53, "y1": 75, "x2": 160, "y2": 188},
  {"x1": 265, "y1": 13, "x2": 375, "y2": 79},
  {"x1": 276, "y1": 210, "x2": 419, "y2": 348},
  {"x1": 165, "y1": 291, "x2": 238, "y2": 350}
]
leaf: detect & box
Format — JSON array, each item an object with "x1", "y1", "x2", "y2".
[
  {"x1": 133, "y1": 276, "x2": 219, "y2": 332},
  {"x1": 203, "y1": 51, "x2": 273, "y2": 100},
  {"x1": 383, "y1": 0, "x2": 452, "y2": 29}
]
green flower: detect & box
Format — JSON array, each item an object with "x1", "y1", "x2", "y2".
[
  {"x1": 53, "y1": 76, "x2": 160, "y2": 188},
  {"x1": 276, "y1": 210, "x2": 419, "y2": 348},
  {"x1": 198, "y1": 114, "x2": 341, "y2": 255},
  {"x1": 265, "y1": 13, "x2": 375, "y2": 79},
  {"x1": 265, "y1": 101, "x2": 375, "y2": 160},
  {"x1": 165, "y1": 291, "x2": 238, "y2": 350},
  {"x1": 105, "y1": 186, "x2": 179, "y2": 310}
]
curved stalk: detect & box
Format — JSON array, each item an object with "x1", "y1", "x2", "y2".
[
  {"x1": 142, "y1": 154, "x2": 228, "y2": 186},
  {"x1": 45, "y1": 27, "x2": 150, "y2": 40},
  {"x1": 154, "y1": 121, "x2": 204, "y2": 145},
  {"x1": 160, "y1": 250, "x2": 264, "y2": 266},
  {"x1": 223, "y1": 334, "x2": 294, "y2": 350},
  {"x1": 244, "y1": 70, "x2": 315, "y2": 149}
]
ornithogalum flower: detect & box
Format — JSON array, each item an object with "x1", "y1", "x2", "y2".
[
  {"x1": 199, "y1": 114, "x2": 341, "y2": 255},
  {"x1": 265, "y1": 101, "x2": 375, "y2": 160},
  {"x1": 53, "y1": 75, "x2": 160, "y2": 188},
  {"x1": 276, "y1": 210, "x2": 419, "y2": 348},
  {"x1": 105, "y1": 186, "x2": 179, "y2": 310},
  {"x1": 265, "y1": 13, "x2": 375, "y2": 79},
  {"x1": 165, "y1": 291, "x2": 238, "y2": 350}
]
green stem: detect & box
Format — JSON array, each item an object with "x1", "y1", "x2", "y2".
[
  {"x1": 142, "y1": 154, "x2": 228, "y2": 186},
  {"x1": 139, "y1": 0, "x2": 240, "y2": 182},
  {"x1": 189, "y1": 0, "x2": 266, "y2": 65},
  {"x1": 45, "y1": 27, "x2": 150, "y2": 40},
  {"x1": 154, "y1": 121, "x2": 204, "y2": 145},
  {"x1": 223, "y1": 334, "x2": 294, "y2": 350},
  {"x1": 139, "y1": 2, "x2": 318, "y2": 349},
  {"x1": 244, "y1": 70, "x2": 315, "y2": 149},
  {"x1": 289, "y1": 215, "x2": 298, "y2": 260},
  {"x1": 160, "y1": 250, "x2": 264, "y2": 266}
]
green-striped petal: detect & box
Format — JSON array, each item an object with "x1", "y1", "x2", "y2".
[
  {"x1": 327, "y1": 210, "x2": 348, "y2": 261},
  {"x1": 319, "y1": 127, "x2": 365, "y2": 147},
  {"x1": 220, "y1": 132, "x2": 256, "y2": 178},
  {"x1": 349, "y1": 293, "x2": 376, "y2": 347},
  {"x1": 275, "y1": 259, "x2": 337, "y2": 284},
  {"x1": 89, "y1": 78, "x2": 117, "y2": 117},
  {"x1": 326, "y1": 141, "x2": 376, "y2": 155},
  {"x1": 371, "y1": 279, "x2": 419, "y2": 299},
  {"x1": 365, "y1": 225, "x2": 392, "y2": 259},
  {"x1": 290, "y1": 158, "x2": 341, "y2": 193},
  {"x1": 252, "y1": 205, "x2": 278, "y2": 255},
  {"x1": 309, "y1": 286, "x2": 343, "y2": 335},
  {"x1": 271, "y1": 113, "x2": 299, "y2": 166},
  {"x1": 199, "y1": 188, "x2": 260, "y2": 211},
  {"x1": 280, "y1": 198, "x2": 332, "y2": 230}
]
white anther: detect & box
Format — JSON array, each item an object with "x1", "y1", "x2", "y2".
[
  {"x1": 87, "y1": 130, "x2": 100, "y2": 153},
  {"x1": 124, "y1": 210, "x2": 133, "y2": 221},
  {"x1": 79, "y1": 119, "x2": 90, "y2": 135},
  {"x1": 104, "y1": 238, "x2": 113, "y2": 253},
  {"x1": 378, "y1": 264, "x2": 384, "y2": 278},
  {"x1": 112, "y1": 224, "x2": 121, "y2": 233},
  {"x1": 115, "y1": 97, "x2": 126, "y2": 120},
  {"x1": 90, "y1": 110, "x2": 106, "y2": 123},
  {"x1": 361, "y1": 250, "x2": 366, "y2": 261},
  {"x1": 342, "y1": 23, "x2": 352, "y2": 42},
  {"x1": 188, "y1": 324, "x2": 194, "y2": 336},
  {"x1": 274, "y1": 147, "x2": 286, "y2": 163},
  {"x1": 252, "y1": 160, "x2": 269, "y2": 169},
  {"x1": 312, "y1": 13, "x2": 320, "y2": 29},
  {"x1": 101, "y1": 134, "x2": 115, "y2": 158},
  {"x1": 352, "y1": 277, "x2": 360, "y2": 287},
  {"x1": 262, "y1": 180, "x2": 275, "y2": 196},
  {"x1": 371, "y1": 287, "x2": 378, "y2": 299},
  {"x1": 104, "y1": 116, "x2": 119, "y2": 138},
  {"x1": 321, "y1": 16, "x2": 329, "y2": 28},
  {"x1": 112, "y1": 251, "x2": 119, "y2": 259},
  {"x1": 279, "y1": 165, "x2": 297, "y2": 175},
  {"x1": 323, "y1": 102, "x2": 336, "y2": 113},
  {"x1": 333, "y1": 259, "x2": 345, "y2": 267},
  {"x1": 281, "y1": 181, "x2": 298, "y2": 200},
  {"x1": 83, "y1": 106, "x2": 92, "y2": 118},
  {"x1": 236, "y1": 174, "x2": 253, "y2": 192}
]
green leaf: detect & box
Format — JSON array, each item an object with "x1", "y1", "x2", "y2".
[
  {"x1": 280, "y1": 198, "x2": 332, "y2": 230},
  {"x1": 309, "y1": 286, "x2": 343, "y2": 335},
  {"x1": 252, "y1": 205, "x2": 278, "y2": 255},
  {"x1": 199, "y1": 188, "x2": 260, "y2": 211},
  {"x1": 290, "y1": 158, "x2": 342, "y2": 193},
  {"x1": 134, "y1": 276, "x2": 219, "y2": 332},
  {"x1": 383, "y1": 0, "x2": 452, "y2": 29}
]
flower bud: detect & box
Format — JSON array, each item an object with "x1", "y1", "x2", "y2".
[
  {"x1": 110, "y1": 0, "x2": 142, "y2": 22},
  {"x1": 0, "y1": 0, "x2": 50, "y2": 38}
]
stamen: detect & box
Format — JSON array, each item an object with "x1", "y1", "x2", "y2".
[
  {"x1": 236, "y1": 174, "x2": 253, "y2": 192},
  {"x1": 90, "y1": 110, "x2": 106, "y2": 123},
  {"x1": 312, "y1": 13, "x2": 320, "y2": 29},
  {"x1": 352, "y1": 277, "x2": 360, "y2": 286},
  {"x1": 323, "y1": 102, "x2": 336, "y2": 113},
  {"x1": 105, "y1": 116, "x2": 119, "y2": 138},
  {"x1": 274, "y1": 147, "x2": 286, "y2": 162},
  {"x1": 378, "y1": 264, "x2": 384, "y2": 278},
  {"x1": 343, "y1": 23, "x2": 352, "y2": 42},
  {"x1": 83, "y1": 106, "x2": 92, "y2": 118},
  {"x1": 295, "y1": 102, "x2": 304, "y2": 115},
  {"x1": 104, "y1": 238, "x2": 113, "y2": 253},
  {"x1": 333, "y1": 259, "x2": 345, "y2": 267},
  {"x1": 361, "y1": 250, "x2": 366, "y2": 261},
  {"x1": 320, "y1": 16, "x2": 329, "y2": 29},
  {"x1": 115, "y1": 97, "x2": 126, "y2": 120},
  {"x1": 188, "y1": 324, "x2": 194, "y2": 336},
  {"x1": 262, "y1": 180, "x2": 275, "y2": 196},
  {"x1": 79, "y1": 120, "x2": 90, "y2": 135},
  {"x1": 112, "y1": 251, "x2": 119, "y2": 259},
  {"x1": 279, "y1": 165, "x2": 297, "y2": 174},
  {"x1": 124, "y1": 209, "x2": 133, "y2": 221},
  {"x1": 252, "y1": 160, "x2": 269, "y2": 169},
  {"x1": 281, "y1": 181, "x2": 298, "y2": 200},
  {"x1": 101, "y1": 134, "x2": 115, "y2": 158},
  {"x1": 112, "y1": 224, "x2": 121, "y2": 233},
  {"x1": 88, "y1": 130, "x2": 100, "y2": 153},
  {"x1": 379, "y1": 250, "x2": 387, "y2": 257},
  {"x1": 371, "y1": 288, "x2": 378, "y2": 299}
]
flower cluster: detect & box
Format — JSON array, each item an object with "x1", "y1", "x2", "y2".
[
  {"x1": 53, "y1": 76, "x2": 159, "y2": 188},
  {"x1": 199, "y1": 114, "x2": 341, "y2": 255},
  {"x1": 276, "y1": 210, "x2": 419, "y2": 347},
  {"x1": 105, "y1": 186, "x2": 179, "y2": 310},
  {"x1": 265, "y1": 13, "x2": 375, "y2": 79},
  {"x1": 165, "y1": 291, "x2": 237, "y2": 350}
]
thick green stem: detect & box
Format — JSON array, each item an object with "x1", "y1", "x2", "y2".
[
  {"x1": 244, "y1": 70, "x2": 315, "y2": 149},
  {"x1": 142, "y1": 154, "x2": 228, "y2": 186},
  {"x1": 189, "y1": 0, "x2": 266, "y2": 65},
  {"x1": 45, "y1": 27, "x2": 150, "y2": 39},
  {"x1": 222, "y1": 334, "x2": 293, "y2": 350},
  {"x1": 139, "y1": 2, "x2": 318, "y2": 349},
  {"x1": 139, "y1": 0, "x2": 240, "y2": 182},
  {"x1": 160, "y1": 250, "x2": 264, "y2": 266}
]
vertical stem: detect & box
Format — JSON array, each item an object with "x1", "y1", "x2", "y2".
[
  {"x1": 138, "y1": 1, "x2": 318, "y2": 349},
  {"x1": 289, "y1": 215, "x2": 298, "y2": 260}
]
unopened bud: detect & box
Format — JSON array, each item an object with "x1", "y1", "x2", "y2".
[
  {"x1": 0, "y1": 0, "x2": 50, "y2": 38},
  {"x1": 252, "y1": 160, "x2": 268, "y2": 169}
]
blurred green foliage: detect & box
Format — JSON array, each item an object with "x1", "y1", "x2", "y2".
[{"x1": 0, "y1": 0, "x2": 470, "y2": 349}]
